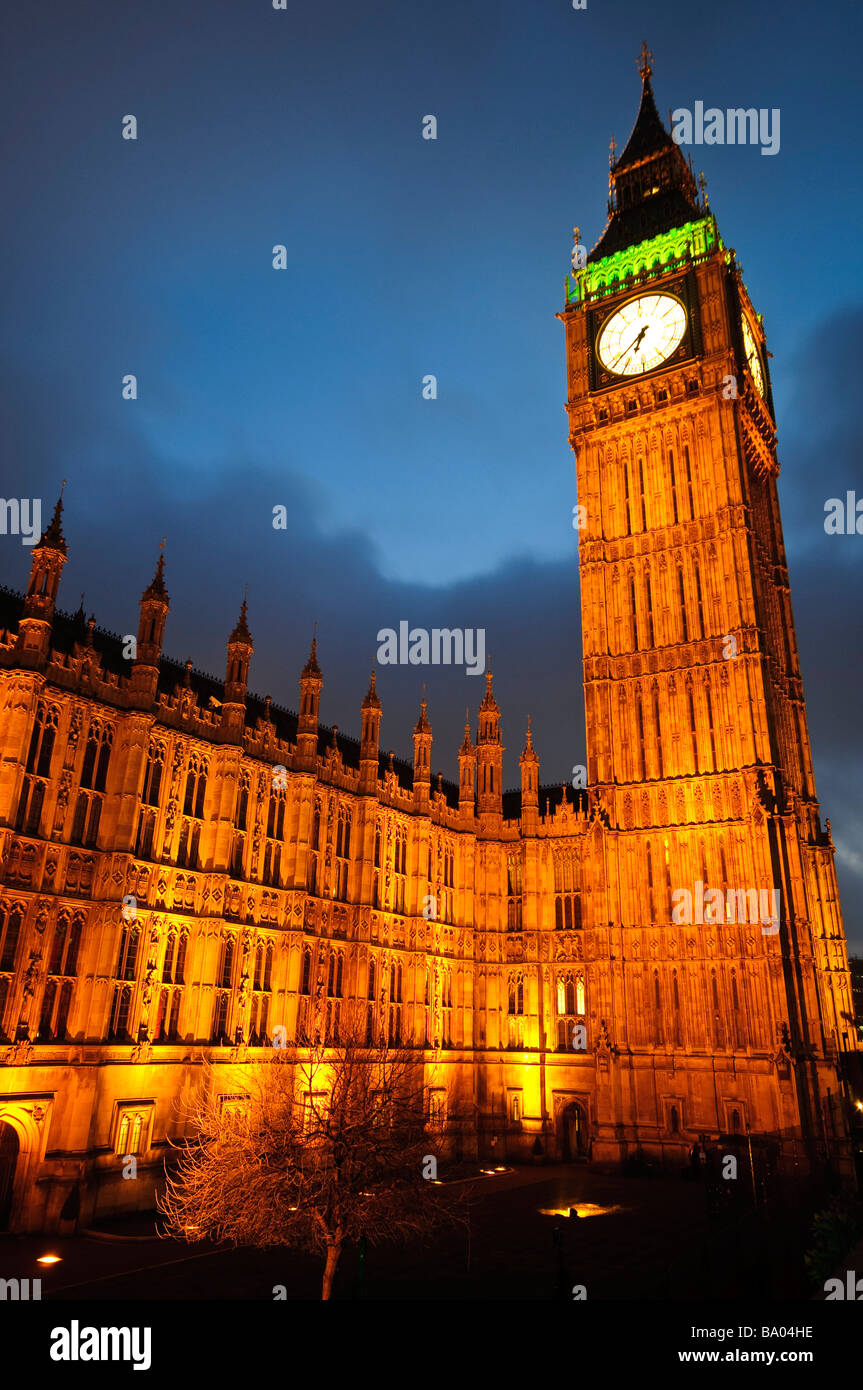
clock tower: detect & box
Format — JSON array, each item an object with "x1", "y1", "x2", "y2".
[{"x1": 560, "y1": 48, "x2": 855, "y2": 1163}]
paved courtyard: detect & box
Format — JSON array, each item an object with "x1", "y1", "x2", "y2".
[{"x1": 0, "y1": 1164, "x2": 818, "y2": 1301}]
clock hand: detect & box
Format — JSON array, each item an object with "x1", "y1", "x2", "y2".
[{"x1": 609, "y1": 324, "x2": 649, "y2": 370}]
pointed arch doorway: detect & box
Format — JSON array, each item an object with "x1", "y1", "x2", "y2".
[
  {"x1": 0, "y1": 1122, "x2": 20, "y2": 1230},
  {"x1": 560, "y1": 1100, "x2": 590, "y2": 1161}
]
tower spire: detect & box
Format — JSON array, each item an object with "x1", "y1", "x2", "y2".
[
  {"x1": 16, "y1": 482, "x2": 69, "y2": 666},
  {"x1": 412, "y1": 691, "x2": 432, "y2": 809},
  {"x1": 130, "y1": 543, "x2": 170, "y2": 707},
  {"x1": 297, "y1": 629, "x2": 323, "y2": 770},
  {"x1": 589, "y1": 48, "x2": 700, "y2": 262},
  {"x1": 360, "y1": 668, "x2": 382, "y2": 794},
  {"x1": 638, "y1": 40, "x2": 654, "y2": 84},
  {"x1": 520, "y1": 714, "x2": 539, "y2": 833},
  {"x1": 38, "y1": 480, "x2": 67, "y2": 554}
]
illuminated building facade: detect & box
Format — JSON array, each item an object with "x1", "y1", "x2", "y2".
[{"x1": 0, "y1": 57, "x2": 855, "y2": 1231}]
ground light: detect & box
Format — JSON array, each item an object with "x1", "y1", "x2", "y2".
[
  {"x1": 537, "y1": 1203, "x2": 625, "y2": 1219},
  {"x1": 36, "y1": 1254, "x2": 62, "y2": 1264}
]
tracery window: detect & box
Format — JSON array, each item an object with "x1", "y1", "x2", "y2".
[
  {"x1": 39, "y1": 912, "x2": 81, "y2": 1040},
  {"x1": 114, "y1": 1105, "x2": 153, "y2": 1156},
  {"x1": 155, "y1": 930, "x2": 187, "y2": 1043},
  {"x1": 507, "y1": 971, "x2": 524, "y2": 1049},
  {"x1": 183, "y1": 755, "x2": 208, "y2": 819},
  {"x1": 392, "y1": 826, "x2": 407, "y2": 914},
  {"x1": 556, "y1": 970, "x2": 585, "y2": 1049},
  {"x1": 334, "y1": 808, "x2": 351, "y2": 901},
  {"x1": 250, "y1": 940, "x2": 273, "y2": 1046},
  {"x1": 262, "y1": 788, "x2": 285, "y2": 887},
  {"x1": 506, "y1": 856, "x2": 523, "y2": 931},
  {"x1": 0, "y1": 904, "x2": 25, "y2": 973},
  {"x1": 553, "y1": 855, "x2": 582, "y2": 930},
  {"x1": 38, "y1": 979, "x2": 73, "y2": 1041},
  {"x1": 17, "y1": 702, "x2": 58, "y2": 835},
  {"x1": 72, "y1": 720, "x2": 114, "y2": 849}
]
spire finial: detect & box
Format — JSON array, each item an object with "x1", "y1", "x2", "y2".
[
  {"x1": 414, "y1": 687, "x2": 431, "y2": 733},
  {"x1": 638, "y1": 41, "x2": 654, "y2": 82},
  {"x1": 230, "y1": 589, "x2": 252, "y2": 644},
  {"x1": 698, "y1": 170, "x2": 709, "y2": 209},
  {"x1": 39, "y1": 483, "x2": 67, "y2": 552},
  {"x1": 143, "y1": 540, "x2": 168, "y2": 600},
  {"x1": 302, "y1": 625, "x2": 321, "y2": 677},
  {"x1": 362, "y1": 666, "x2": 381, "y2": 710},
  {"x1": 526, "y1": 713, "x2": 533, "y2": 749},
  {"x1": 609, "y1": 135, "x2": 617, "y2": 168}
]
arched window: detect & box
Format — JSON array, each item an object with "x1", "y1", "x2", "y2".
[
  {"x1": 645, "y1": 575, "x2": 655, "y2": 647},
  {"x1": 694, "y1": 561, "x2": 705, "y2": 638},
  {"x1": 684, "y1": 443, "x2": 695, "y2": 516},
  {"x1": 184, "y1": 757, "x2": 208, "y2": 818},
  {"x1": 144, "y1": 743, "x2": 165, "y2": 807},
  {"x1": 506, "y1": 857, "x2": 523, "y2": 931},
  {"x1": 56, "y1": 981, "x2": 73, "y2": 1038},
  {"x1": 711, "y1": 970, "x2": 723, "y2": 1047},
  {"x1": 38, "y1": 979, "x2": 57, "y2": 1040},
  {"x1": 672, "y1": 970, "x2": 682, "y2": 1046},
  {"x1": 301, "y1": 949, "x2": 311, "y2": 996},
  {"x1": 218, "y1": 936, "x2": 235, "y2": 989},
  {"x1": 211, "y1": 992, "x2": 229, "y2": 1044},
  {"x1": 688, "y1": 687, "x2": 699, "y2": 771},
  {"x1": 653, "y1": 969, "x2": 663, "y2": 1044},
  {"x1": 114, "y1": 925, "x2": 139, "y2": 982},
  {"x1": 235, "y1": 775, "x2": 250, "y2": 830},
  {"x1": 80, "y1": 722, "x2": 113, "y2": 792},
  {"x1": 668, "y1": 449, "x2": 679, "y2": 523},
  {"x1": 334, "y1": 810, "x2": 351, "y2": 901},
  {"x1": 130, "y1": 1113, "x2": 143, "y2": 1154},
  {"x1": 26, "y1": 703, "x2": 58, "y2": 778},
  {"x1": 108, "y1": 984, "x2": 132, "y2": 1040},
  {"x1": 0, "y1": 906, "x2": 23, "y2": 973},
  {"x1": 49, "y1": 914, "x2": 81, "y2": 976}
]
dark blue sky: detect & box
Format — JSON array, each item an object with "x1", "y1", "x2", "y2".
[{"x1": 2, "y1": 0, "x2": 862, "y2": 940}]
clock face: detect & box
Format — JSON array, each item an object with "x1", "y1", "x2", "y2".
[
  {"x1": 741, "y1": 316, "x2": 765, "y2": 397},
  {"x1": 596, "y1": 293, "x2": 687, "y2": 377}
]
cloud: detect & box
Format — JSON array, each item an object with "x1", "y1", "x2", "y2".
[{"x1": 1, "y1": 306, "x2": 861, "y2": 945}]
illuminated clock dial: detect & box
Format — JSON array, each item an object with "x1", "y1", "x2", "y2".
[
  {"x1": 597, "y1": 293, "x2": 687, "y2": 377},
  {"x1": 741, "y1": 316, "x2": 765, "y2": 397}
]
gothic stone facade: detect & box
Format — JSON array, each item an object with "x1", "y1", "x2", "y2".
[{"x1": 0, "y1": 66, "x2": 855, "y2": 1232}]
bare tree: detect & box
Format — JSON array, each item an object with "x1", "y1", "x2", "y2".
[{"x1": 159, "y1": 1031, "x2": 465, "y2": 1299}]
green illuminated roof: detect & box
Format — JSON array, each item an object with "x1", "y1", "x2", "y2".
[{"x1": 566, "y1": 216, "x2": 722, "y2": 307}]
